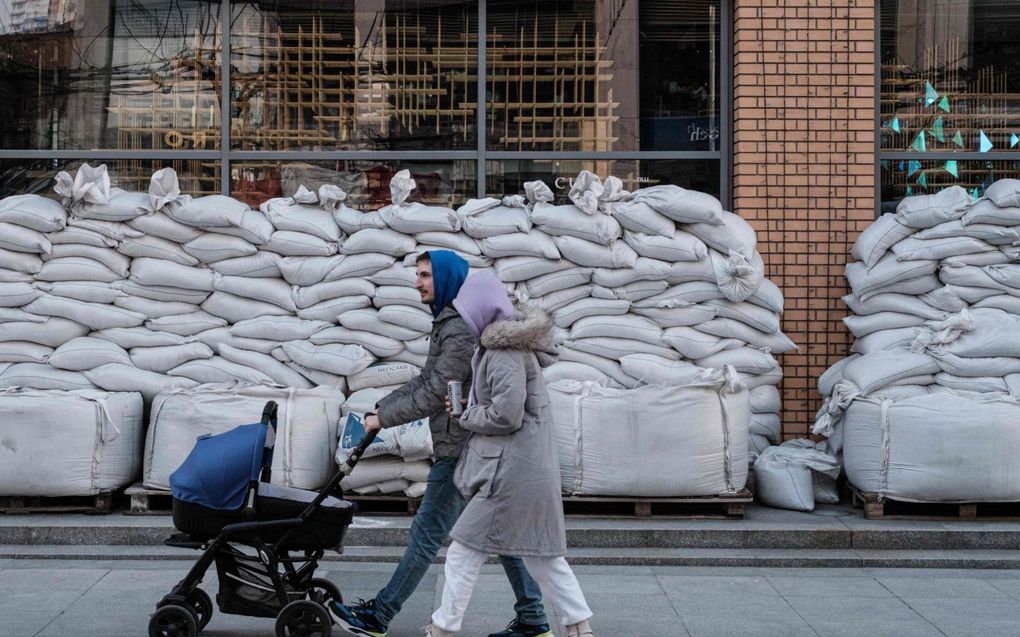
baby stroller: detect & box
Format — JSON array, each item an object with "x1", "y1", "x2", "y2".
[{"x1": 149, "y1": 401, "x2": 376, "y2": 637}]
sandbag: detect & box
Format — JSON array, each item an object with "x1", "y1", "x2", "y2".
[
  {"x1": 590, "y1": 258, "x2": 673, "y2": 287},
  {"x1": 0, "y1": 248, "x2": 42, "y2": 274},
  {"x1": 112, "y1": 281, "x2": 210, "y2": 305},
  {"x1": 48, "y1": 337, "x2": 131, "y2": 371},
  {"x1": 0, "y1": 389, "x2": 143, "y2": 496},
  {"x1": 310, "y1": 327, "x2": 403, "y2": 359},
  {"x1": 201, "y1": 292, "x2": 292, "y2": 324},
  {"x1": 961, "y1": 198, "x2": 1020, "y2": 226},
  {"x1": 552, "y1": 298, "x2": 630, "y2": 328},
  {"x1": 146, "y1": 311, "x2": 227, "y2": 337},
  {"x1": 662, "y1": 326, "x2": 742, "y2": 360},
  {"x1": 37, "y1": 257, "x2": 120, "y2": 283},
  {"x1": 633, "y1": 305, "x2": 718, "y2": 328},
  {"x1": 0, "y1": 317, "x2": 89, "y2": 347},
  {"x1": 323, "y1": 253, "x2": 395, "y2": 281},
  {"x1": 347, "y1": 362, "x2": 419, "y2": 393},
  {"x1": 266, "y1": 230, "x2": 337, "y2": 257},
  {"x1": 113, "y1": 295, "x2": 199, "y2": 319},
  {"x1": 169, "y1": 357, "x2": 276, "y2": 385},
  {"x1": 144, "y1": 385, "x2": 345, "y2": 490},
  {"x1": 341, "y1": 228, "x2": 415, "y2": 257},
  {"x1": 543, "y1": 361, "x2": 621, "y2": 387},
  {"x1": 262, "y1": 198, "x2": 341, "y2": 241},
  {"x1": 630, "y1": 185, "x2": 724, "y2": 225},
  {"x1": 685, "y1": 211, "x2": 757, "y2": 260},
  {"x1": 130, "y1": 258, "x2": 216, "y2": 292},
  {"x1": 480, "y1": 231, "x2": 560, "y2": 260},
  {"x1": 218, "y1": 344, "x2": 314, "y2": 389},
  {"x1": 165, "y1": 195, "x2": 248, "y2": 228},
  {"x1": 296, "y1": 295, "x2": 372, "y2": 322},
  {"x1": 622, "y1": 230, "x2": 707, "y2": 263},
  {"x1": 569, "y1": 314, "x2": 662, "y2": 345},
  {"x1": 231, "y1": 316, "x2": 330, "y2": 341},
  {"x1": 609, "y1": 201, "x2": 676, "y2": 237},
  {"x1": 852, "y1": 213, "x2": 918, "y2": 267},
  {"x1": 841, "y1": 351, "x2": 939, "y2": 395},
  {"x1": 129, "y1": 342, "x2": 215, "y2": 374},
  {"x1": 618, "y1": 354, "x2": 706, "y2": 386},
  {"x1": 281, "y1": 341, "x2": 375, "y2": 376},
  {"x1": 0, "y1": 342, "x2": 52, "y2": 363},
  {"x1": 24, "y1": 295, "x2": 145, "y2": 330},
  {"x1": 530, "y1": 203, "x2": 622, "y2": 245},
  {"x1": 183, "y1": 234, "x2": 257, "y2": 263},
  {"x1": 0, "y1": 363, "x2": 96, "y2": 390},
  {"x1": 338, "y1": 456, "x2": 432, "y2": 491},
  {"x1": 193, "y1": 327, "x2": 279, "y2": 355},
  {"x1": 460, "y1": 205, "x2": 532, "y2": 238},
  {"x1": 895, "y1": 185, "x2": 971, "y2": 228},
  {"x1": 0, "y1": 194, "x2": 67, "y2": 232},
  {"x1": 84, "y1": 364, "x2": 198, "y2": 401},
  {"x1": 0, "y1": 222, "x2": 51, "y2": 254},
  {"x1": 209, "y1": 251, "x2": 282, "y2": 278},
  {"x1": 567, "y1": 337, "x2": 679, "y2": 361},
  {"x1": 754, "y1": 441, "x2": 839, "y2": 511},
  {"x1": 379, "y1": 203, "x2": 460, "y2": 234},
  {"x1": 48, "y1": 226, "x2": 118, "y2": 248},
  {"x1": 558, "y1": 348, "x2": 638, "y2": 388},
  {"x1": 92, "y1": 327, "x2": 190, "y2": 349},
  {"x1": 118, "y1": 235, "x2": 199, "y2": 266},
  {"x1": 340, "y1": 308, "x2": 422, "y2": 340},
  {"x1": 128, "y1": 212, "x2": 202, "y2": 243},
  {"x1": 377, "y1": 305, "x2": 434, "y2": 335},
  {"x1": 494, "y1": 257, "x2": 574, "y2": 282},
  {"x1": 33, "y1": 280, "x2": 123, "y2": 304}
]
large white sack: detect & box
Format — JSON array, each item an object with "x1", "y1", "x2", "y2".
[
  {"x1": 551, "y1": 298, "x2": 630, "y2": 328},
  {"x1": 128, "y1": 212, "x2": 202, "y2": 243},
  {"x1": 377, "y1": 305, "x2": 434, "y2": 335},
  {"x1": 282, "y1": 341, "x2": 374, "y2": 376},
  {"x1": 893, "y1": 236, "x2": 995, "y2": 262},
  {"x1": 201, "y1": 291, "x2": 291, "y2": 324},
  {"x1": 635, "y1": 280, "x2": 723, "y2": 308},
  {"x1": 262, "y1": 198, "x2": 341, "y2": 241},
  {"x1": 293, "y1": 278, "x2": 375, "y2": 310},
  {"x1": 552, "y1": 236, "x2": 637, "y2": 269},
  {"x1": 0, "y1": 194, "x2": 67, "y2": 232},
  {"x1": 558, "y1": 348, "x2": 638, "y2": 388},
  {"x1": 347, "y1": 362, "x2": 419, "y2": 393},
  {"x1": 550, "y1": 376, "x2": 748, "y2": 496},
  {"x1": 213, "y1": 276, "x2": 296, "y2": 312},
  {"x1": 278, "y1": 255, "x2": 344, "y2": 286},
  {"x1": 0, "y1": 317, "x2": 88, "y2": 347},
  {"x1": 697, "y1": 347, "x2": 778, "y2": 375},
  {"x1": 522, "y1": 267, "x2": 592, "y2": 298},
  {"x1": 46, "y1": 244, "x2": 132, "y2": 278},
  {"x1": 844, "y1": 255, "x2": 938, "y2": 297},
  {"x1": 842, "y1": 292, "x2": 947, "y2": 320},
  {"x1": 194, "y1": 327, "x2": 278, "y2": 355},
  {"x1": 340, "y1": 308, "x2": 422, "y2": 340},
  {"x1": 532, "y1": 286, "x2": 592, "y2": 313},
  {"x1": 754, "y1": 441, "x2": 839, "y2": 511},
  {"x1": 231, "y1": 316, "x2": 330, "y2": 341},
  {"x1": 851, "y1": 327, "x2": 918, "y2": 354},
  {"x1": 183, "y1": 234, "x2": 257, "y2": 263},
  {"x1": 0, "y1": 363, "x2": 95, "y2": 390},
  {"x1": 841, "y1": 351, "x2": 939, "y2": 395},
  {"x1": 144, "y1": 385, "x2": 345, "y2": 490},
  {"x1": 704, "y1": 299, "x2": 780, "y2": 334},
  {"x1": 332, "y1": 204, "x2": 387, "y2": 234},
  {"x1": 112, "y1": 281, "x2": 210, "y2": 305},
  {"x1": 84, "y1": 364, "x2": 198, "y2": 401},
  {"x1": 341, "y1": 228, "x2": 415, "y2": 257},
  {"x1": 130, "y1": 341, "x2": 214, "y2": 373},
  {"x1": 622, "y1": 230, "x2": 707, "y2": 263},
  {"x1": 914, "y1": 219, "x2": 1019, "y2": 245},
  {"x1": 619, "y1": 354, "x2": 706, "y2": 386},
  {"x1": 927, "y1": 349, "x2": 1020, "y2": 377},
  {"x1": 0, "y1": 222, "x2": 51, "y2": 254},
  {"x1": 24, "y1": 295, "x2": 145, "y2": 330},
  {"x1": 169, "y1": 357, "x2": 276, "y2": 385},
  {"x1": 209, "y1": 251, "x2": 282, "y2": 278},
  {"x1": 662, "y1": 326, "x2": 742, "y2": 360},
  {"x1": 0, "y1": 248, "x2": 41, "y2": 274},
  {"x1": 630, "y1": 185, "x2": 723, "y2": 225},
  {"x1": 844, "y1": 393, "x2": 1020, "y2": 502},
  {"x1": 895, "y1": 186, "x2": 971, "y2": 228},
  {"x1": 852, "y1": 213, "x2": 917, "y2": 267},
  {"x1": 165, "y1": 195, "x2": 248, "y2": 228},
  {"x1": 73, "y1": 189, "x2": 149, "y2": 222},
  {"x1": 460, "y1": 205, "x2": 532, "y2": 238},
  {"x1": 114, "y1": 296, "x2": 199, "y2": 319},
  {"x1": 146, "y1": 311, "x2": 227, "y2": 337},
  {"x1": 494, "y1": 257, "x2": 574, "y2": 282},
  {"x1": 373, "y1": 286, "x2": 428, "y2": 310},
  {"x1": 530, "y1": 203, "x2": 621, "y2": 246},
  {"x1": 67, "y1": 217, "x2": 143, "y2": 241},
  {"x1": 0, "y1": 308, "x2": 44, "y2": 324},
  {"x1": 118, "y1": 235, "x2": 199, "y2": 266},
  {"x1": 92, "y1": 327, "x2": 190, "y2": 349},
  {"x1": 37, "y1": 257, "x2": 119, "y2": 283},
  {"x1": 569, "y1": 314, "x2": 662, "y2": 345},
  {"x1": 130, "y1": 258, "x2": 216, "y2": 292},
  {"x1": 34, "y1": 280, "x2": 122, "y2": 304},
  {"x1": 568, "y1": 337, "x2": 679, "y2": 361},
  {"x1": 843, "y1": 312, "x2": 925, "y2": 339},
  {"x1": 633, "y1": 305, "x2": 718, "y2": 328},
  {"x1": 266, "y1": 231, "x2": 337, "y2": 257},
  {"x1": 368, "y1": 263, "x2": 416, "y2": 288},
  {"x1": 323, "y1": 253, "x2": 395, "y2": 281},
  {"x1": 48, "y1": 227, "x2": 117, "y2": 249},
  {"x1": 983, "y1": 179, "x2": 1020, "y2": 208},
  {"x1": 480, "y1": 231, "x2": 560, "y2": 260},
  {"x1": 696, "y1": 318, "x2": 797, "y2": 353},
  {"x1": 339, "y1": 456, "x2": 432, "y2": 491},
  {"x1": 296, "y1": 295, "x2": 372, "y2": 322},
  {"x1": 379, "y1": 203, "x2": 460, "y2": 234},
  {"x1": 48, "y1": 337, "x2": 131, "y2": 371},
  {"x1": 218, "y1": 344, "x2": 314, "y2": 389},
  {"x1": 609, "y1": 200, "x2": 676, "y2": 237},
  {"x1": 413, "y1": 232, "x2": 481, "y2": 255},
  {"x1": 961, "y1": 198, "x2": 1020, "y2": 226},
  {"x1": 0, "y1": 389, "x2": 142, "y2": 496},
  {"x1": 0, "y1": 342, "x2": 49, "y2": 363},
  {"x1": 935, "y1": 308, "x2": 1020, "y2": 358},
  {"x1": 685, "y1": 211, "x2": 757, "y2": 260},
  {"x1": 590, "y1": 258, "x2": 674, "y2": 287}
]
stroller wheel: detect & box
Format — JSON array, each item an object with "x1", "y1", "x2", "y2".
[
  {"x1": 275, "y1": 599, "x2": 332, "y2": 637},
  {"x1": 306, "y1": 578, "x2": 342, "y2": 606},
  {"x1": 185, "y1": 588, "x2": 213, "y2": 631},
  {"x1": 149, "y1": 604, "x2": 198, "y2": 637}
]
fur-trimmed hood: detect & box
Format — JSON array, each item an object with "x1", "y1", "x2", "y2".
[{"x1": 480, "y1": 302, "x2": 554, "y2": 352}]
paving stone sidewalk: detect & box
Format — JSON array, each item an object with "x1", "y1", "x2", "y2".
[{"x1": 4, "y1": 560, "x2": 1020, "y2": 637}]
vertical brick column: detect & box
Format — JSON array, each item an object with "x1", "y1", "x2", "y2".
[{"x1": 733, "y1": 1, "x2": 876, "y2": 436}]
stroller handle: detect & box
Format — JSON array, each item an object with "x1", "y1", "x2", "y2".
[{"x1": 338, "y1": 429, "x2": 378, "y2": 476}]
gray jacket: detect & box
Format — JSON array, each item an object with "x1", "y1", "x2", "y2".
[
  {"x1": 375, "y1": 305, "x2": 476, "y2": 458},
  {"x1": 451, "y1": 304, "x2": 566, "y2": 558}
]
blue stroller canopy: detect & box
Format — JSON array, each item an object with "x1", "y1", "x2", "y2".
[{"x1": 169, "y1": 422, "x2": 271, "y2": 511}]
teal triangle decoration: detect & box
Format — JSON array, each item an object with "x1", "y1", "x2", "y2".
[
  {"x1": 918, "y1": 172, "x2": 928, "y2": 188},
  {"x1": 953, "y1": 131, "x2": 965, "y2": 147},
  {"x1": 938, "y1": 95, "x2": 950, "y2": 112},
  {"x1": 979, "y1": 130, "x2": 993, "y2": 152},
  {"x1": 881, "y1": 160, "x2": 890, "y2": 170},
  {"x1": 907, "y1": 160, "x2": 922, "y2": 177},
  {"x1": 930, "y1": 116, "x2": 945, "y2": 142},
  {"x1": 971, "y1": 187, "x2": 981, "y2": 198},
  {"x1": 890, "y1": 116, "x2": 901, "y2": 133},
  {"x1": 907, "y1": 185, "x2": 914, "y2": 196},
  {"x1": 899, "y1": 160, "x2": 906, "y2": 171},
  {"x1": 1012, "y1": 133, "x2": 1019, "y2": 148},
  {"x1": 925, "y1": 81, "x2": 939, "y2": 107},
  {"x1": 945, "y1": 160, "x2": 959, "y2": 178},
  {"x1": 911, "y1": 131, "x2": 927, "y2": 152}
]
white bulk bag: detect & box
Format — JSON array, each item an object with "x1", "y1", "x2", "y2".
[
  {"x1": 144, "y1": 385, "x2": 345, "y2": 490},
  {"x1": 550, "y1": 376, "x2": 748, "y2": 496},
  {"x1": 48, "y1": 337, "x2": 131, "y2": 371},
  {"x1": 0, "y1": 389, "x2": 143, "y2": 496},
  {"x1": 844, "y1": 393, "x2": 1020, "y2": 502}
]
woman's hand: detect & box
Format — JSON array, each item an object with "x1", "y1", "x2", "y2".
[{"x1": 444, "y1": 395, "x2": 468, "y2": 415}]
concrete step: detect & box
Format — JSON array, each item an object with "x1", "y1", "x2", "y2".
[{"x1": 4, "y1": 544, "x2": 1020, "y2": 569}]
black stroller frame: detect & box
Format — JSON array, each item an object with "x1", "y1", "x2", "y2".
[{"x1": 149, "y1": 401, "x2": 377, "y2": 637}]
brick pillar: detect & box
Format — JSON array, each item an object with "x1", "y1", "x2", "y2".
[{"x1": 733, "y1": 1, "x2": 876, "y2": 436}]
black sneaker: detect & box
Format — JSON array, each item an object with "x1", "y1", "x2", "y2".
[
  {"x1": 487, "y1": 619, "x2": 553, "y2": 637},
  {"x1": 328, "y1": 598, "x2": 388, "y2": 637}
]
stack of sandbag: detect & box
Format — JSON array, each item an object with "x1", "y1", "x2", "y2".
[
  {"x1": 336, "y1": 387, "x2": 432, "y2": 498},
  {"x1": 549, "y1": 367, "x2": 749, "y2": 497},
  {"x1": 143, "y1": 384, "x2": 345, "y2": 490},
  {"x1": 811, "y1": 181, "x2": 1020, "y2": 504},
  {"x1": 0, "y1": 387, "x2": 144, "y2": 496}
]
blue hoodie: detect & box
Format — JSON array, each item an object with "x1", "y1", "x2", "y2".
[{"x1": 427, "y1": 250, "x2": 469, "y2": 317}]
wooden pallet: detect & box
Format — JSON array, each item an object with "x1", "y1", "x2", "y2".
[
  {"x1": 124, "y1": 483, "x2": 173, "y2": 516},
  {"x1": 348, "y1": 494, "x2": 421, "y2": 516},
  {"x1": 561, "y1": 491, "x2": 752, "y2": 519},
  {"x1": 851, "y1": 487, "x2": 1020, "y2": 520},
  {"x1": 0, "y1": 492, "x2": 113, "y2": 515}
]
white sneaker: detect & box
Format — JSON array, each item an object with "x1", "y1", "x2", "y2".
[
  {"x1": 424, "y1": 623, "x2": 457, "y2": 637},
  {"x1": 565, "y1": 619, "x2": 594, "y2": 637}
]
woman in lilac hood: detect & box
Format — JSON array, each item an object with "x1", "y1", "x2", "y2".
[{"x1": 424, "y1": 271, "x2": 596, "y2": 637}]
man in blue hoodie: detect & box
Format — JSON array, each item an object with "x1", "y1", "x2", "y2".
[{"x1": 330, "y1": 250, "x2": 551, "y2": 637}]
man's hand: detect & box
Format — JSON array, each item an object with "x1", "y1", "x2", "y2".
[{"x1": 364, "y1": 413, "x2": 382, "y2": 433}]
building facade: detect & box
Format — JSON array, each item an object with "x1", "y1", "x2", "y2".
[{"x1": 1, "y1": 0, "x2": 1017, "y2": 432}]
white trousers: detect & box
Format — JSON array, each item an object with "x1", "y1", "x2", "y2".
[{"x1": 432, "y1": 540, "x2": 593, "y2": 633}]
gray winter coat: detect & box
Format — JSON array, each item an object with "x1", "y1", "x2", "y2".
[
  {"x1": 451, "y1": 304, "x2": 566, "y2": 558},
  {"x1": 375, "y1": 305, "x2": 476, "y2": 458}
]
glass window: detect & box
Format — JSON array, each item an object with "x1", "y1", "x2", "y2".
[
  {"x1": 880, "y1": 1, "x2": 1020, "y2": 155},
  {"x1": 0, "y1": 158, "x2": 221, "y2": 198},
  {"x1": 230, "y1": 160, "x2": 476, "y2": 208},
  {"x1": 487, "y1": 159, "x2": 720, "y2": 203},
  {"x1": 880, "y1": 158, "x2": 1020, "y2": 212},
  {"x1": 0, "y1": 0, "x2": 222, "y2": 151},
  {"x1": 486, "y1": 0, "x2": 721, "y2": 152},
  {"x1": 230, "y1": 1, "x2": 478, "y2": 151}
]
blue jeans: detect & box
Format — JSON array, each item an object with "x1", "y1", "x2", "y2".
[{"x1": 374, "y1": 457, "x2": 548, "y2": 627}]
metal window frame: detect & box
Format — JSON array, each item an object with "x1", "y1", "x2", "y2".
[{"x1": 1, "y1": 0, "x2": 733, "y2": 207}]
